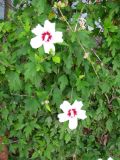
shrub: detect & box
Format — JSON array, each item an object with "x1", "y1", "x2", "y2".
[{"x1": 0, "y1": 0, "x2": 120, "y2": 159}]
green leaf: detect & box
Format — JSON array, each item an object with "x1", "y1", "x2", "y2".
[
  {"x1": 24, "y1": 125, "x2": 32, "y2": 138},
  {"x1": 58, "y1": 75, "x2": 68, "y2": 91},
  {"x1": 52, "y1": 87, "x2": 62, "y2": 105},
  {"x1": 25, "y1": 98, "x2": 40, "y2": 114},
  {"x1": 52, "y1": 56, "x2": 61, "y2": 64},
  {"x1": 1, "y1": 108, "x2": 9, "y2": 120},
  {"x1": 77, "y1": 31, "x2": 96, "y2": 48},
  {"x1": 45, "y1": 104, "x2": 51, "y2": 112},
  {"x1": 65, "y1": 134, "x2": 71, "y2": 143},
  {"x1": 31, "y1": 0, "x2": 47, "y2": 14},
  {"x1": 24, "y1": 62, "x2": 36, "y2": 81},
  {"x1": 6, "y1": 72, "x2": 22, "y2": 91},
  {"x1": 106, "y1": 118, "x2": 113, "y2": 132}
]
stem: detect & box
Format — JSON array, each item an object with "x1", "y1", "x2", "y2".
[
  {"x1": 87, "y1": 58, "x2": 99, "y2": 79},
  {"x1": 4, "y1": 0, "x2": 13, "y2": 19},
  {"x1": 74, "y1": 23, "x2": 78, "y2": 32},
  {"x1": 78, "y1": 40, "x2": 100, "y2": 79},
  {"x1": 0, "y1": 60, "x2": 13, "y2": 68},
  {"x1": 10, "y1": 93, "x2": 34, "y2": 98},
  {"x1": 70, "y1": 87, "x2": 73, "y2": 102},
  {"x1": 73, "y1": 154, "x2": 76, "y2": 160},
  {"x1": 58, "y1": 7, "x2": 73, "y2": 32},
  {"x1": 91, "y1": 49, "x2": 102, "y2": 62},
  {"x1": 78, "y1": 41, "x2": 86, "y2": 53}
]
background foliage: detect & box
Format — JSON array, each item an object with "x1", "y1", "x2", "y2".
[{"x1": 0, "y1": 0, "x2": 120, "y2": 159}]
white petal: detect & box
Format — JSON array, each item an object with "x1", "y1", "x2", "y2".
[
  {"x1": 77, "y1": 110, "x2": 87, "y2": 120},
  {"x1": 98, "y1": 159, "x2": 102, "y2": 160},
  {"x1": 72, "y1": 100, "x2": 83, "y2": 110},
  {"x1": 81, "y1": 13, "x2": 88, "y2": 19},
  {"x1": 81, "y1": 0, "x2": 89, "y2": 3},
  {"x1": 44, "y1": 20, "x2": 55, "y2": 34},
  {"x1": 88, "y1": 25, "x2": 94, "y2": 31},
  {"x1": 68, "y1": 118, "x2": 78, "y2": 130},
  {"x1": 53, "y1": 31, "x2": 63, "y2": 43},
  {"x1": 71, "y1": 1, "x2": 79, "y2": 9},
  {"x1": 60, "y1": 101, "x2": 71, "y2": 113},
  {"x1": 95, "y1": 20, "x2": 103, "y2": 30},
  {"x1": 32, "y1": 24, "x2": 44, "y2": 36},
  {"x1": 108, "y1": 158, "x2": 113, "y2": 160},
  {"x1": 43, "y1": 43, "x2": 55, "y2": 54},
  {"x1": 95, "y1": 21, "x2": 99, "y2": 26},
  {"x1": 58, "y1": 113, "x2": 69, "y2": 122},
  {"x1": 81, "y1": 0, "x2": 87, "y2": 3},
  {"x1": 30, "y1": 36, "x2": 43, "y2": 49}
]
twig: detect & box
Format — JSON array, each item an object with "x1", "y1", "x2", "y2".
[
  {"x1": 78, "y1": 40, "x2": 100, "y2": 79},
  {"x1": 73, "y1": 154, "x2": 76, "y2": 160},
  {"x1": 91, "y1": 48, "x2": 102, "y2": 62},
  {"x1": 105, "y1": 94, "x2": 110, "y2": 104},
  {"x1": 105, "y1": 94, "x2": 119, "y2": 105},
  {"x1": 88, "y1": 58, "x2": 99, "y2": 79},
  {"x1": 0, "y1": 60, "x2": 13, "y2": 68},
  {"x1": 78, "y1": 40, "x2": 86, "y2": 53},
  {"x1": 58, "y1": 7, "x2": 73, "y2": 32},
  {"x1": 10, "y1": 93, "x2": 35, "y2": 98}
]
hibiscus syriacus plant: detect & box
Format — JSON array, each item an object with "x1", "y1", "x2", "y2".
[
  {"x1": 58, "y1": 100, "x2": 87, "y2": 130},
  {"x1": 30, "y1": 20, "x2": 63, "y2": 53}
]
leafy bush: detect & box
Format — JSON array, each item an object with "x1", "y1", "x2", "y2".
[{"x1": 0, "y1": 0, "x2": 120, "y2": 159}]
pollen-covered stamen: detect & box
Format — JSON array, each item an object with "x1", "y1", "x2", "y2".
[
  {"x1": 67, "y1": 109, "x2": 77, "y2": 118},
  {"x1": 42, "y1": 31, "x2": 52, "y2": 42}
]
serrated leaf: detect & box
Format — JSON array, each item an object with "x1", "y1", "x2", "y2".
[
  {"x1": 58, "y1": 75, "x2": 68, "y2": 91},
  {"x1": 52, "y1": 87, "x2": 62, "y2": 105},
  {"x1": 6, "y1": 72, "x2": 22, "y2": 91},
  {"x1": 65, "y1": 134, "x2": 71, "y2": 143},
  {"x1": 106, "y1": 119, "x2": 113, "y2": 132},
  {"x1": 1, "y1": 108, "x2": 9, "y2": 120},
  {"x1": 31, "y1": 0, "x2": 46, "y2": 14}
]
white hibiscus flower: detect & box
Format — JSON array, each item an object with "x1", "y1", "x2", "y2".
[
  {"x1": 95, "y1": 18, "x2": 104, "y2": 32},
  {"x1": 30, "y1": 20, "x2": 63, "y2": 54},
  {"x1": 108, "y1": 158, "x2": 113, "y2": 160},
  {"x1": 81, "y1": 0, "x2": 92, "y2": 4},
  {"x1": 98, "y1": 157, "x2": 113, "y2": 160},
  {"x1": 71, "y1": 1, "x2": 79, "y2": 9},
  {"x1": 58, "y1": 100, "x2": 87, "y2": 130}
]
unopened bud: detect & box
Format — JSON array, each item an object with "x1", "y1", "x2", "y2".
[
  {"x1": 84, "y1": 52, "x2": 89, "y2": 59},
  {"x1": 45, "y1": 100, "x2": 49, "y2": 104},
  {"x1": 41, "y1": 101, "x2": 45, "y2": 105}
]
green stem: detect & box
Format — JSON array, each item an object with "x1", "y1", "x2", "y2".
[{"x1": 58, "y1": 7, "x2": 73, "y2": 32}]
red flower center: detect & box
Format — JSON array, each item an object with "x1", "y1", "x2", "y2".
[
  {"x1": 42, "y1": 31, "x2": 52, "y2": 42},
  {"x1": 67, "y1": 109, "x2": 77, "y2": 118}
]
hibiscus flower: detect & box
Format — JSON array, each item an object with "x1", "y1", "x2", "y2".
[
  {"x1": 30, "y1": 20, "x2": 63, "y2": 54},
  {"x1": 58, "y1": 100, "x2": 87, "y2": 130},
  {"x1": 98, "y1": 157, "x2": 113, "y2": 160},
  {"x1": 95, "y1": 18, "x2": 104, "y2": 32},
  {"x1": 81, "y1": 0, "x2": 92, "y2": 4}
]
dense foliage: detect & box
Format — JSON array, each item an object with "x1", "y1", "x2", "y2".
[{"x1": 0, "y1": 0, "x2": 120, "y2": 159}]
